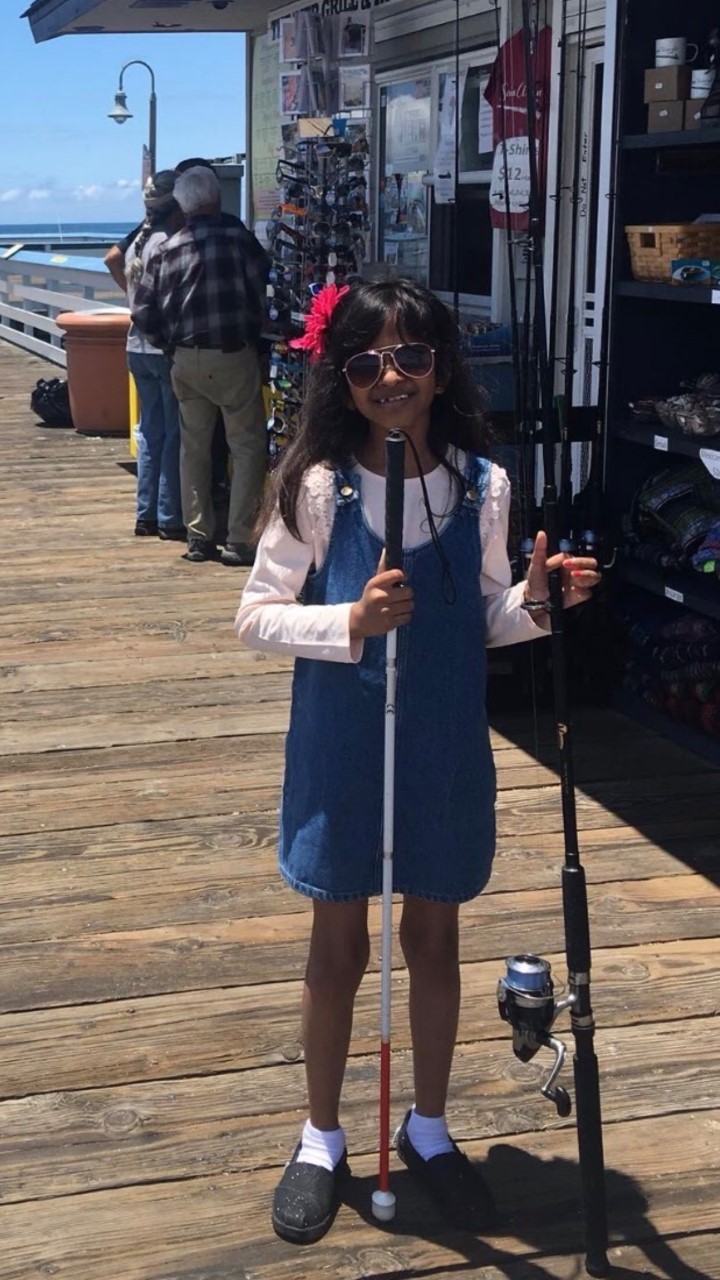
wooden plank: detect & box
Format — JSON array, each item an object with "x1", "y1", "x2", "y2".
[
  {"x1": 2, "y1": 340, "x2": 719, "y2": 1280},
  {"x1": 0, "y1": 809, "x2": 717, "y2": 944},
  {"x1": 0, "y1": 874, "x2": 717, "y2": 1012},
  {"x1": 0, "y1": 1111, "x2": 717, "y2": 1280},
  {"x1": 0, "y1": 936, "x2": 717, "y2": 1095},
  {"x1": 0, "y1": 1021, "x2": 716, "y2": 1205}
]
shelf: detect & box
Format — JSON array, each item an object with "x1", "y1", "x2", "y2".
[
  {"x1": 614, "y1": 691, "x2": 720, "y2": 767},
  {"x1": 616, "y1": 559, "x2": 720, "y2": 622},
  {"x1": 616, "y1": 280, "x2": 720, "y2": 304},
  {"x1": 612, "y1": 419, "x2": 720, "y2": 459},
  {"x1": 622, "y1": 126, "x2": 720, "y2": 150}
]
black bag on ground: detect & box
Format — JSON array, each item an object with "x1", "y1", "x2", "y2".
[{"x1": 30, "y1": 378, "x2": 74, "y2": 428}]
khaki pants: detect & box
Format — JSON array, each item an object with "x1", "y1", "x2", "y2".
[{"x1": 171, "y1": 346, "x2": 266, "y2": 545}]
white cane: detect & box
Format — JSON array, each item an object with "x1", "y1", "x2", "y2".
[{"x1": 371, "y1": 429, "x2": 405, "y2": 1223}]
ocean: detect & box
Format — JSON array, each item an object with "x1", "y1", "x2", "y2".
[{"x1": 0, "y1": 221, "x2": 135, "y2": 240}]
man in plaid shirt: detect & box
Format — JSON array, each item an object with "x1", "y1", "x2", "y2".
[{"x1": 133, "y1": 166, "x2": 270, "y2": 565}]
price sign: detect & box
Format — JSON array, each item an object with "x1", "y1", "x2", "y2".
[
  {"x1": 664, "y1": 587, "x2": 685, "y2": 604},
  {"x1": 653, "y1": 435, "x2": 669, "y2": 452}
]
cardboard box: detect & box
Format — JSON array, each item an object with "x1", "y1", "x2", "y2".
[
  {"x1": 644, "y1": 66, "x2": 691, "y2": 103},
  {"x1": 685, "y1": 98, "x2": 707, "y2": 129},
  {"x1": 671, "y1": 258, "x2": 720, "y2": 285},
  {"x1": 648, "y1": 101, "x2": 685, "y2": 133}
]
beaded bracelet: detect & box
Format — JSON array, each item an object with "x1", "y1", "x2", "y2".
[{"x1": 520, "y1": 596, "x2": 552, "y2": 616}]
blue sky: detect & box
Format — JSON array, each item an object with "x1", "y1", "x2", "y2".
[{"x1": 1, "y1": 9, "x2": 246, "y2": 223}]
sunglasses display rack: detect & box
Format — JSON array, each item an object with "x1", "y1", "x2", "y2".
[{"x1": 265, "y1": 127, "x2": 370, "y2": 469}]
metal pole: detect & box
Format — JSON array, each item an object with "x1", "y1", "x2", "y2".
[
  {"x1": 149, "y1": 91, "x2": 158, "y2": 175},
  {"x1": 118, "y1": 61, "x2": 158, "y2": 175}
]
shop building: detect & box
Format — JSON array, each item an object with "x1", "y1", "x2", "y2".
[{"x1": 21, "y1": 0, "x2": 720, "y2": 761}]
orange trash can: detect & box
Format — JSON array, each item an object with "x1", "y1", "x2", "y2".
[{"x1": 56, "y1": 310, "x2": 130, "y2": 436}]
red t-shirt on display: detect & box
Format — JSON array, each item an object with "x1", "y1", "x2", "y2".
[{"x1": 484, "y1": 25, "x2": 552, "y2": 231}]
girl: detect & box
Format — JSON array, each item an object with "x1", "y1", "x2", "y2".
[
  {"x1": 235, "y1": 280, "x2": 599, "y2": 1244},
  {"x1": 125, "y1": 170, "x2": 185, "y2": 540}
]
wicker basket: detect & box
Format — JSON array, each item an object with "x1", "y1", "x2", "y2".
[{"x1": 625, "y1": 223, "x2": 720, "y2": 283}]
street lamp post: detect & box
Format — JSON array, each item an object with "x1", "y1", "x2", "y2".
[{"x1": 107, "y1": 60, "x2": 157, "y2": 176}]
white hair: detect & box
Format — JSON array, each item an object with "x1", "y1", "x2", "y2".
[{"x1": 174, "y1": 165, "x2": 221, "y2": 213}]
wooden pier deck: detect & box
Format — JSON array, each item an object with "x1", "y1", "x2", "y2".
[{"x1": 1, "y1": 340, "x2": 719, "y2": 1280}]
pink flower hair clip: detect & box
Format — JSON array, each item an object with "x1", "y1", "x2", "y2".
[{"x1": 289, "y1": 282, "x2": 350, "y2": 363}]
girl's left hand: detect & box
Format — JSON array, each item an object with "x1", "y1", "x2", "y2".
[{"x1": 527, "y1": 531, "x2": 601, "y2": 613}]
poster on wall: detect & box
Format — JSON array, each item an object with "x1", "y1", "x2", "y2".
[
  {"x1": 338, "y1": 16, "x2": 369, "y2": 57},
  {"x1": 338, "y1": 64, "x2": 370, "y2": 110},
  {"x1": 280, "y1": 70, "x2": 301, "y2": 115},
  {"x1": 484, "y1": 25, "x2": 552, "y2": 230},
  {"x1": 279, "y1": 15, "x2": 297, "y2": 63},
  {"x1": 251, "y1": 31, "x2": 283, "y2": 234}
]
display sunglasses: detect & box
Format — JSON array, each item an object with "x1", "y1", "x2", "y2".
[{"x1": 342, "y1": 343, "x2": 436, "y2": 390}]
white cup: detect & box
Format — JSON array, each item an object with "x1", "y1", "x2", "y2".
[
  {"x1": 691, "y1": 68, "x2": 715, "y2": 98},
  {"x1": 655, "y1": 37, "x2": 699, "y2": 66}
]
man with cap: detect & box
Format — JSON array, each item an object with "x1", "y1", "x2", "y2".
[{"x1": 125, "y1": 170, "x2": 185, "y2": 539}]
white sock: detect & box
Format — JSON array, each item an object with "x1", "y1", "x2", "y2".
[
  {"x1": 407, "y1": 1106, "x2": 454, "y2": 1160},
  {"x1": 297, "y1": 1118, "x2": 346, "y2": 1172}
]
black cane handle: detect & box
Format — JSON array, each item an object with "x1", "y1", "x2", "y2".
[{"x1": 385, "y1": 430, "x2": 405, "y2": 572}]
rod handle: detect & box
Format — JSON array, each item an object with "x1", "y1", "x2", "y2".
[{"x1": 385, "y1": 431, "x2": 405, "y2": 572}]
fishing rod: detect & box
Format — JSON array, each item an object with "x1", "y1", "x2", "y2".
[
  {"x1": 371, "y1": 428, "x2": 405, "y2": 1225},
  {"x1": 496, "y1": 3, "x2": 610, "y2": 1276},
  {"x1": 558, "y1": 0, "x2": 589, "y2": 543},
  {"x1": 547, "y1": 0, "x2": 569, "y2": 382},
  {"x1": 571, "y1": 0, "x2": 627, "y2": 569},
  {"x1": 489, "y1": 0, "x2": 538, "y2": 571}
]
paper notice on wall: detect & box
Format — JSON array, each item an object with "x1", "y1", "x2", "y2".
[
  {"x1": 478, "y1": 84, "x2": 494, "y2": 156},
  {"x1": 432, "y1": 68, "x2": 466, "y2": 204}
]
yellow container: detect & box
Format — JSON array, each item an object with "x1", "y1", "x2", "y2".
[{"x1": 129, "y1": 373, "x2": 139, "y2": 458}]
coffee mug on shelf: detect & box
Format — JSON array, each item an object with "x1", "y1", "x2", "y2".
[
  {"x1": 691, "y1": 67, "x2": 716, "y2": 97},
  {"x1": 655, "y1": 36, "x2": 699, "y2": 65}
]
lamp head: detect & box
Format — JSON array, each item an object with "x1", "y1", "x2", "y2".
[{"x1": 108, "y1": 91, "x2": 133, "y2": 125}]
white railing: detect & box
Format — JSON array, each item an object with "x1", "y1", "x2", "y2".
[{"x1": 0, "y1": 249, "x2": 126, "y2": 367}]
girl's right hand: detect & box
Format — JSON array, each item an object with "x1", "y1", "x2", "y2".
[{"x1": 349, "y1": 564, "x2": 414, "y2": 639}]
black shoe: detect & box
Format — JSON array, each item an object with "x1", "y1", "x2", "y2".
[
  {"x1": 272, "y1": 1144, "x2": 349, "y2": 1244},
  {"x1": 183, "y1": 537, "x2": 216, "y2": 563},
  {"x1": 134, "y1": 518, "x2": 158, "y2": 537},
  {"x1": 220, "y1": 541, "x2": 255, "y2": 567},
  {"x1": 158, "y1": 525, "x2": 186, "y2": 542},
  {"x1": 395, "y1": 1111, "x2": 496, "y2": 1233}
]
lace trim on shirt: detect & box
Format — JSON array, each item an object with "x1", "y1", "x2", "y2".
[
  {"x1": 301, "y1": 464, "x2": 337, "y2": 565},
  {"x1": 479, "y1": 463, "x2": 508, "y2": 551}
]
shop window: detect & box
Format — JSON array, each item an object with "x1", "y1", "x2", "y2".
[
  {"x1": 378, "y1": 76, "x2": 432, "y2": 284},
  {"x1": 377, "y1": 58, "x2": 494, "y2": 310}
]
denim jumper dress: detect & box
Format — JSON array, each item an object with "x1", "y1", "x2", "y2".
[{"x1": 279, "y1": 455, "x2": 497, "y2": 904}]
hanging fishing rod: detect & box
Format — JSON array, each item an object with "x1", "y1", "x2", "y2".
[
  {"x1": 571, "y1": 0, "x2": 628, "y2": 570},
  {"x1": 547, "y1": 0, "x2": 569, "y2": 381},
  {"x1": 558, "y1": 0, "x2": 589, "y2": 543},
  {"x1": 489, "y1": 0, "x2": 539, "y2": 570},
  {"x1": 495, "y1": 4, "x2": 610, "y2": 1276}
]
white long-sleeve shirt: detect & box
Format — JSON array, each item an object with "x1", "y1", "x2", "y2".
[{"x1": 236, "y1": 455, "x2": 545, "y2": 662}]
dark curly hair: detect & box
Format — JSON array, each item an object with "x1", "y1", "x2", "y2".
[{"x1": 260, "y1": 279, "x2": 490, "y2": 540}]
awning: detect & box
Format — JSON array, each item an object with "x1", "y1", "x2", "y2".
[{"x1": 23, "y1": 0, "x2": 276, "y2": 43}]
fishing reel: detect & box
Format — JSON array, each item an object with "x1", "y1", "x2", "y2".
[{"x1": 497, "y1": 955, "x2": 575, "y2": 1118}]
